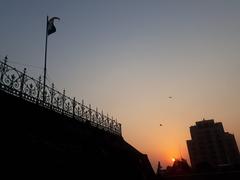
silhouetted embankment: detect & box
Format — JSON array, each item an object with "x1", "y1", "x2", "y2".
[{"x1": 1, "y1": 89, "x2": 155, "y2": 179}]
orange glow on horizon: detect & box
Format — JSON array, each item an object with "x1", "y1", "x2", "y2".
[{"x1": 171, "y1": 158, "x2": 176, "y2": 162}]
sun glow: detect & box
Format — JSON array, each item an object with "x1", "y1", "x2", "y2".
[{"x1": 171, "y1": 158, "x2": 176, "y2": 162}]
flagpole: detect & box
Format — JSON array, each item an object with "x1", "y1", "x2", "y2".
[{"x1": 43, "y1": 15, "x2": 48, "y2": 102}]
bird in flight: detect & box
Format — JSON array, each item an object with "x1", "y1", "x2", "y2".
[
  {"x1": 160, "y1": 124, "x2": 163, "y2": 126},
  {"x1": 168, "y1": 96, "x2": 172, "y2": 99}
]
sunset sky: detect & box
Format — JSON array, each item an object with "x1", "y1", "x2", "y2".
[{"x1": 1, "y1": 0, "x2": 240, "y2": 170}]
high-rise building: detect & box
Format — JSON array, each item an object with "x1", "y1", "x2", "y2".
[{"x1": 187, "y1": 119, "x2": 240, "y2": 169}]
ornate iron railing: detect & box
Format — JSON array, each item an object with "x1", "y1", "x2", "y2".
[{"x1": 0, "y1": 57, "x2": 121, "y2": 136}]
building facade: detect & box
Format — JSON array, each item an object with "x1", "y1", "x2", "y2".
[{"x1": 187, "y1": 119, "x2": 240, "y2": 169}]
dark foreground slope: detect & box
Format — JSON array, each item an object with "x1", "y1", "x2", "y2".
[{"x1": 1, "y1": 90, "x2": 155, "y2": 179}]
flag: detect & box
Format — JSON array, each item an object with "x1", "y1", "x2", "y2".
[{"x1": 47, "y1": 17, "x2": 60, "y2": 35}]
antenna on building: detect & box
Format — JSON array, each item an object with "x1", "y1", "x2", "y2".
[
  {"x1": 178, "y1": 144, "x2": 183, "y2": 160},
  {"x1": 156, "y1": 161, "x2": 162, "y2": 176}
]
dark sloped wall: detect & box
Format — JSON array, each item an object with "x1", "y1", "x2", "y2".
[{"x1": 1, "y1": 90, "x2": 155, "y2": 180}]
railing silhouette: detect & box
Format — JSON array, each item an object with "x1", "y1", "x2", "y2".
[{"x1": 0, "y1": 57, "x2": 121, "y2": 136}]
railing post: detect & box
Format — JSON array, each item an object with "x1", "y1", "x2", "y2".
[
  {"x1": 36, "y1": 76, "x2": 41, "y2": 104},
  {"x1": 0, "y1": 57, "x2": 8, "y2": 84},
  {"x1": 77, "y1": 106, "x2": 80, "y2": 117},
  {"x1": 81, "y1": 99, "x2": 85, "y2": 118},
  {"x1": 111, "y1": 116, "x2": 114, "y2": 132},
  {"x1": 101, "y1": 110, "x2": 104, "y2": 125},
  {"x1": 119, "y1": 124, "x2": 122, "y2": 136},
  {"x1": 89, "y1": 104, "x2": 92, "y2": 121},
  {"x1": 95, "y1": 107, "x2": 98, "y2": 124},
  {"x1": 19, "y1": 68, "x2": 26, "y2": 98},
  {"x1": 50, "y1": 83, "x2": 54, "y2": 108},
  {"x1": 106, "y1": 114, "x2": 109, "y2": 129},
  {"x1": 72, "y1": 97, "x2": 76, "y2": 118},
  {"x1": 62, "y1": 89, "x2": 66, "y2": 114},
  {"x1": 114, "y1": 119, "x2": 116, "y2": 134}
]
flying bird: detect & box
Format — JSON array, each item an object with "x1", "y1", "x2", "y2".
[
  {"x1": 168, "y1": 96, "x2": 172, "y2": 99},
  {"x1": 160, "y1": 124, "x2": 163, "y2": 126}
]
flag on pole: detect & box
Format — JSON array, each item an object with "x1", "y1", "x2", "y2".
[{"x1": 47, "y1": 17, "x2": 60, "y2": 35}]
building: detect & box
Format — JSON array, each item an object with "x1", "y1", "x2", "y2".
[
  {"x1": 187, "y1": 119, "x2": 240, "y2": 169},
  {"x1": 166, "y1": 158, "x2": 191, "y2": 175}
]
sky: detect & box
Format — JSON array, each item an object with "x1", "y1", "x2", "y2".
[{"x1": 1, "y1": 0, "x2": 240, "y2": 170}]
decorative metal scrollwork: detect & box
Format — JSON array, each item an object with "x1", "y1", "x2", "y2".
[{"x1": 0, "y1": 58, "x2": 122, "y2": 136}]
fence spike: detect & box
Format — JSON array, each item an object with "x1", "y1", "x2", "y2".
[
  {"x1": 38, "y1": 76, "x2": 41, "y2": 82},
  {"x1": 4, "y1": 55, "x2": 8, "y2": 62}
]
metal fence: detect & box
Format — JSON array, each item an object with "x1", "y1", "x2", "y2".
[{"x1": 0, "y1": 57, "x2": 122, "y2": 136}]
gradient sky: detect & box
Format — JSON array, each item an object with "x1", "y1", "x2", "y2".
[{"x1": 1, "y1": 0, "x2": 240, "y2": 170}]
